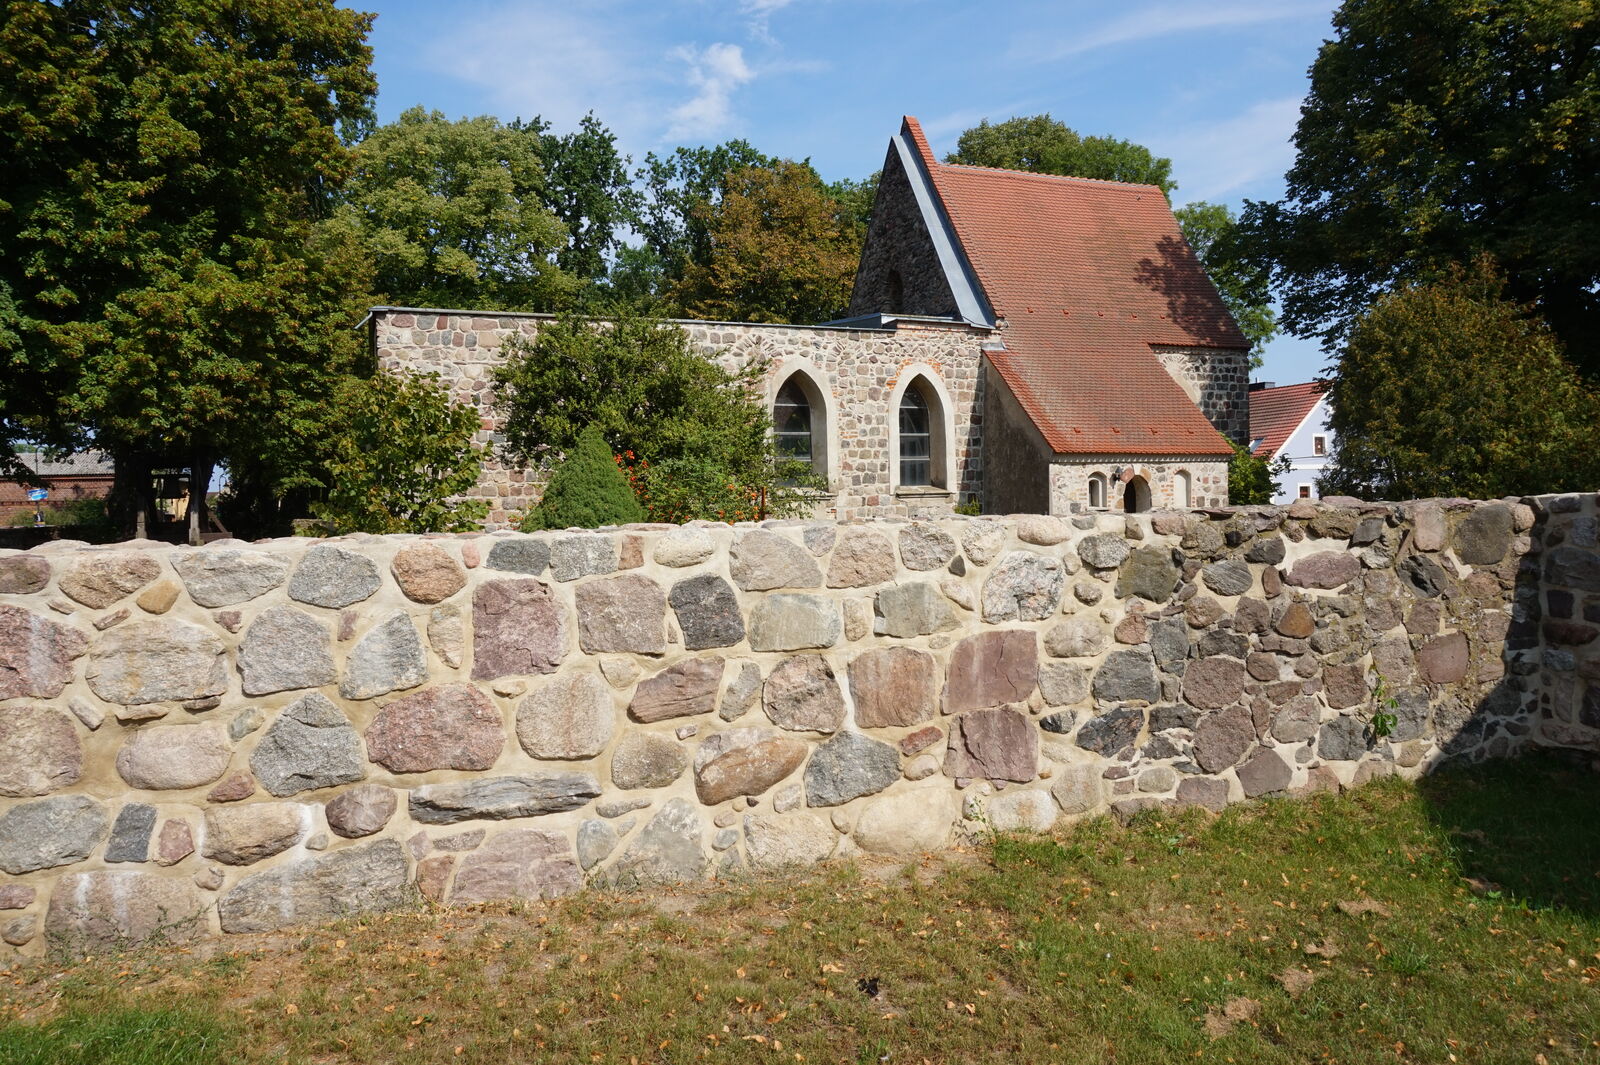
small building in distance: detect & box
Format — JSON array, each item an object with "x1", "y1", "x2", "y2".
[
  {"x1": 0, "y1": 450, "x2": 114, "y2": 524},
  {"x1": 1248, "y1": 381, "x2": 1332, "y2": 504}
]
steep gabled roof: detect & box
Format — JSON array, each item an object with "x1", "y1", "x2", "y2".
[
  {"x1": 898, "y1": 116, "x2": 1243, "y2": 456},
  {"x1": 1248, "y1": 381, "x2": 1327, "y2": 459}
]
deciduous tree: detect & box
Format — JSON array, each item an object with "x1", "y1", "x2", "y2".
[
  {"x1": 1174, "y1": 202, "x2": 1278, "y2": 364},
  {"x1": 946, "y1": 115, "x2": 1175, "y2": 195}
]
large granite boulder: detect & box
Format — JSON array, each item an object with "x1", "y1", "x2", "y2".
[
  {"x1": 516, "y1": 671, "x2": 615, "y2": 759},
  {"x1": 218, "y1": 840, "x2": 409, "y2": 934},
  {"x1": 0, "y1": 607, "x2": 88, "y2": 701},
  {"x1": 340, "y1": 612, "x2": 428, "y2": 700},
  {"x1": 116, "y1": 722, "x2": 232, "y2": 790},
  {"x1": 287, "y1": 544, "x2": 381, "y2": 608},
  {"x1": 87, "y1": 618, "x2": 226, "y2": 706},
  {"x1": 365, "y1": 684, "x2": 505, "y2": 773},
  {"x1": 471, "y1": 579, "x2": 568, "y2": 679},
  {"x1": 249, "y1": 693, "x2": 365, "y2": 797},
  {"x1": 450, "y1": 828, "x2": 583, "y2": 904},
  {"x1": 238, "y1": 607, "x2": 335, "y2": 696},
  {"x1": 0, "y1": 705, "x2": 82, "y2": 797},
  {"x1": 45, "y1": 871, "x2": 207, "y2": 952}
]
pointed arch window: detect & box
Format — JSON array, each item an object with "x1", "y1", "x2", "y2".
[
  {"x1": 774, "y1": 378, "x2": 813, "y2": 465},
  {"x1": 899, "y1": 388, "x2": 932, "y2": 486}
]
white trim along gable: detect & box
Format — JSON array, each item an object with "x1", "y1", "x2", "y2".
[{"x1": 891, "y1": 131, "x2": 995, "y2": 328}]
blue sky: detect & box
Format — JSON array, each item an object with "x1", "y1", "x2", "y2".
[{"x1": 363, "y1": 0, "x2": 1342, "y2": 384}]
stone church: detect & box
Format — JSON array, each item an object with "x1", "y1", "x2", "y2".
[{"x1": 372, "y1": 116, "x2": 1248, "y2": 529}]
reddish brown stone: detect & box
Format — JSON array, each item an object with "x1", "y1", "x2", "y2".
[
  {"x1": 619, "y1": 534, "x2": 645, "y2": 570},
  {"x1": 1175, "y1": 776, "x2": 1228, "y2": 812},
  {"x1": 154, "y1": 819, "x2": 195, "y2": 866},
  {"x1": 0, "y1": 705, "x2": 81, "y2": 797},
  {"x1": 460, "y1": 542, "x2": 481, "y2": 568},
  {"x1": 1323, "y1": 663, "x2": 1368, "y2": 709},
  {"x1": 1543, "y1": 620, "x2": 1599, "y2": 646},
  {"x1": 1417, "y1": 632, "x2": 1470, "y2": 685},
  {"x1": 848, "y1": 647, "x2": 938, "y2": 728},
  {"x1": 1193, "y1": 705, "x2": 1254, "y2": 772},
  {"x1": 898, "y1": 725, "x2": 944, "y2": 756},
  {"x1": 1182, "y1": 657, "x2": 1247, "y2": 710},
  {"x1": 944, "y1": 630, "x2": 1038, "y2": 713},
  {"x1": 1405, "y1": 600, "x2": 1441, "y2": 636},
  {"x1": 215, "y1": 609, "x2": 242, "y2": 633},
  {"x1": 693, "y1": 728, "x2": 808, "y2": 804},
  {"x1": 449, "y1": 828, "x2": 580, "y2": 904},
  {"x1": 1276, "y1": 602, "x2": 1315, "y2": 638},
  {"x1": 391, "y1": 543, "x2": 466, "y2": 604},
  {"x1": 1114, "y1": 614, "x2": 1149, "y2": 644},
  {"x1": 1236, "y1": 748, "x2": 1292, "y2": 797},
  {"x1": 416, "y1": 855, "x2": 455, "y2": 904},
  {"x1": 1262, "y1": 566, "x2": 1282, "y2": 598},
  {"x1": 629, "y1": 657, "x2": 724, "y2": 722},
  {"x1": 365, "y1": 684, "x2": 504, "y2": 773},
  {"x1": 325, "y1": 783, "x2": 398, "y2": 839},
  {"x1": 206, "y1": 772, "x2": 256, "y2": 803},
  {"x1": 1285, "y1": 552, "x2": 1360, "y2": 590},
  {"x1": 59, "y1": 552, "x2": 161, "y2": 608},
  {"x1": 763, "y1": 655, "x2": 846, "y2": 733},
  {"x1": 1246, "y1": 652, "x2": 1280, "y2": 682},
  {"x1": 575, "y1": 574, "x2": 666, "y2": 654},
  {"x1": 0, "y1": 884, "x2": 36, "y2": 909},
  {"x1": 0, "y1": 606, "x2": 88, "y2": 701},
  {"x1": 944, "y1": 708, "x2": 1037, "y2": 783},
  {"x1": 471, "y1": 578, "x2": 567, "y2": 679}
]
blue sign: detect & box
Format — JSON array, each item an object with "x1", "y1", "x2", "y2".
[{"x1": 26, "y1": 488, "x2": 47, "y2": 502}]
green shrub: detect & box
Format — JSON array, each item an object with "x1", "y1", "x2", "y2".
[{"x1": 523, "y1": 425, "x2": 645, "y2": 530}]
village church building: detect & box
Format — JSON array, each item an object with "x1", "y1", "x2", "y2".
[{"x1": 372, "y1": 117, "x2": 1249, "y2": 528}]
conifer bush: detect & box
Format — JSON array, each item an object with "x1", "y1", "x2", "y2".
[{"x1": 522, "y1": 425, "x2": 644, "y2": 530}]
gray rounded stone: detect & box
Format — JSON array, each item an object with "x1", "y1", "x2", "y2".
[
  {"x1": 730, "y1": 530, "x2": 821, "y2": 591},
  {"x1": 609, "y1": 798, "x2": 707, "y2": 886},
  {"x1": 116, "y1": 722, "x2": 232, "y2": 790},
  {"x1": 576, "y1": 574, "x2": 666, "y2": 654},
  {"x1": 652, "y1": 526, "x2": 717, "y2": 567},
  {"x1": 825, "y1": 527, "x2": 897, "y2": 588},
  {"x1": 340, "y1": 611, "x2": 427, "y2": 700},
  {"x1": 516, "y1": 671, "x2": 615, "y2": 759},
  {"x1": 1236, "y1": 747, "x2": 1292, "y2": 797},
  {"x1": 1039, "y1": 662, "x2": 1091, "y2": 706},
  {"x1": 1318, "y1": 715, "x2": 1369, "y2": 761},
  {"x1": 1092, "y1": 650, "x2": 1160, "y2": 703},
  {"x1": 485, "y1": 537, "x2": 551, "y2": 575},
  {"x1": 744, "y1": 812, "x2": 835, "y2": 869},
  {"x1": 874, "y1": 582, "x2": 958, "y2": 638},
  {"x1": 763, "y1": 655, "x2": 846, "y2": 733},
  {"x1": 45, "y1": 870, "x2": 206, "y2": 952},
  {"x1": 982, "y1": 551, "x2": 1064, "y2": 622},
  {"x1": 1050, "y1": 763, "x2": 1103, "y2": 815},
  {"x1": 250, "y1": 693, "x2": 366, "y2": 797},
  {"x1": 325, "y1": 783, "x2": 397, "y2": 838},
  {"x1": 87, "y1": 618, "x2": 226, "y2": 706},
  {"x1": 0, "y1": 795, "x2": 108, "y2": 874},
  {"x1": 577, "y1": 819, "x2": 620, "y2": 870},
  {"x1": 804, "y1": 730, "x2": 900, "y2": 807},
  {"x1": 238, "y1": 607, "x2": 335, "y2": 696},
  {"x1": 1074, "y1": 706, "x2": 1144, "y2": 756},
  {"x1": 203, "y1": 803, "x2": 304, "y2": 865},
  {"x1": 1078, "y1": 533, "x2": 1131, "y2": 569},
  {"x1": 1201, "y1": 559, "x2": 1253, "y2": 597},
  {"x1": 1452, "y1": 504, "x2": 1514, "y2": 566},
  {"x1": 0, "y1": 705, "x2": 82, "y2": 797},
  {"x1": 171, "y1": 548, "x2": 290, "y2": 607},
  {"x1": 287, "y1": 544, "x2": 381, "y2": 608},
  {"x1": 218, "y1": 840, "x2": 409, "y2": 933},
  {"x1": 899, "y1": 523, "x2": 958, "y2": 571},
  {"x1": 611, "y1": 731, "x2": 689, "y2": 789},
  {"x1": 669, "y1": 574, "x2": 745, "y2": 650},
  {"x1": 748, "y1": 594, "x2": 840, "y2": 651}
]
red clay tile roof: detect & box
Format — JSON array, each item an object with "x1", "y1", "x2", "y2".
[
  {"x1": 901, "y1": 116, "x2": 1243, "y2": 456},
  {"x1": 1248, "y1": 381, "x2": 1327, "y2": 459}
]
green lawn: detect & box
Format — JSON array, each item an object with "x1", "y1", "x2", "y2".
[{"x1": 3, "y1": 753, "x2": 1597, "y2": 1064}]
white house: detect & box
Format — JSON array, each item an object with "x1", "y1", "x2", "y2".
[{"x1": 1248, "y1": 381, "x2": 1332, "y2": 505}]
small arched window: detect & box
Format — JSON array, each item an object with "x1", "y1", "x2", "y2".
[
  {"x1": 1175, "y1": 470, "x2": 1192, "y2": 508},
  {"x1": 899, "y1": 388, "x2": 932, "y2": 486},
  {"x1": 1123, "y1": 476, "x2": 1151, "y2": 514},
  {"x1": 773, "y1": 378, "x2": 813, "y2": 465},
  {"x1": 1088, "y1": 474, "x2": 1106, "y2": 509}
]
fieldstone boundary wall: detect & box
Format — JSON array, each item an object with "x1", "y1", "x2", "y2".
[{"x1": 2, "y1": 495, "x2": 1597, "y2": 957}]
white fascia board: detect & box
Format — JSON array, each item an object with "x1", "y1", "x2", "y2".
[{"x1": 892, "y1": 133, "x2": 995, "y2": 329}]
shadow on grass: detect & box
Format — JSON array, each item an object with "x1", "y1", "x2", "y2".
[
  {"x1": 1416, "y1": 749, "x2": 1600, "y2": 915},
  {"x1": 0, "y1": 1006, "x2": 234, "y2": 1065}
]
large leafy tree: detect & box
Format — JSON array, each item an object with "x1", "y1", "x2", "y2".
[
  {"x1": 0, "y1": 0, "x2": 378, "y2": 537},
  {"x1": 1321, "y1": 259, "x2": 1600, "y2": 499},
  {"x1": 635, "y1": 140, "x2": 781, "y2": 285},
  {"x1": 1173, "y1": 201, "x2": 1278, "y2": 363},
  {"x1": 946, "y1": 114, "x2": 1175, "y2": 196},
  {"x1": 674, "y1": 161, "x2": 863, "y2": 325},
  {"x1": 519, "y1": 112, "x2": 642, "y2": 287},
  {"x1": 341, "y1": 107, "x2": 573, "y2": 310},
  {"x1": 1240, "y1": 0, "x2": 1600, "y2": 369}
]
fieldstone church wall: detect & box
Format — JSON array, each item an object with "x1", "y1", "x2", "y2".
[{"x1": 2, "y1": 494, "x2": 1594, "y2": 957}]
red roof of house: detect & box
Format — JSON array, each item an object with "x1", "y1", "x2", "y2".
[
  {"x1": 902, "y1": 116, "x2": 1243, "y2": 456},
  {"x1": 1248, "y1": 381, "x2": 1327, "y2": 459}
]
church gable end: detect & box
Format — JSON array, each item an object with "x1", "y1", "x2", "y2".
[{"x1": 848, "y1": 143, "x2": 960, "y2": 319}]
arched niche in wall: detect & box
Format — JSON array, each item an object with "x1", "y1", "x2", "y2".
[
  {"x1": 1088, "y1": 472, "x2": 1107, "y2": 510},
  {"x1": 767, "y1": 359, "x2": 836, "y2": 489},
  {"x1": 1122, "y1": 475, "x2": 1152, "y2": 514},
  {"x1": 1174, "y1": 469, "x2": 1193, "y2": 509},
  {"x1": 888, "y1": 365, "x2": 956, "y2": 493}
]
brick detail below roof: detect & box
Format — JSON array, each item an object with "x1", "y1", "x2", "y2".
[
  {"x1": 1248, "y1": 381, "x2": 1327, "y2": 459},
  {"x1": 900, "y1": 116, "x2": 1242, "y2": 457}
]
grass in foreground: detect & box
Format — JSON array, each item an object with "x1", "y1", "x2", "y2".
[{"x1": 2, "y1": 752, "x2": 1597, "y2": 1064}]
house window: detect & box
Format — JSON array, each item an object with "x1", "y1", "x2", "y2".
[
  {"x1": 1174, "y1": 470, "x2": 1192, "y2": 508},
  {"x1": 1298, "y1": 484, "x2": 1312, "y2": 499},
  {"x1": 773, "y1": 378, "x2": 813, "y2": 465},
  {"x1": 1088, "y1": 474, "x2": 1106, "y2": 509},
  {"x1": 899, "y1": 387, "x2": 932, "y2": 486},
  {"x1": 1313, "y1": 435, "x2": 1327, "y2": 456}
]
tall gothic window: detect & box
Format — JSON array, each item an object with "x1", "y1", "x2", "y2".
[
  {"x1": 774, "y1": 378, "x2": 813, "y2": 465},
  {"x1": 899, "y1": 388, "x2": 932, "y2": 486}
]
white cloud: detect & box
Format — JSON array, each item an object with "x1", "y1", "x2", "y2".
[
  {"x1": 667, "y1": 42, "x2": 756, "y2": 140},
  {"x1": 1159, "y1": 95, "x2": 1304, "y2": 204},
  {"x1": 1031, "y1": 2, "x2": 1326, "y2": 61}
]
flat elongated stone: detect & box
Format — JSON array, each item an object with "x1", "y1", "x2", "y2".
[
  {"x1": 653, "y1": 527, "x2": 716, "y2": 567},
  {"x1": 0, "y1": 608, "x2": 82, "y2": 701},
  {"x1": 238, "y1": 607, "x2": 335, "y2": 695},
  {"x1": 288, "y1": 545, "x2": 381, "y2": 607},
  {"x1": 325, "y1": 783, "x2": 397, "y2": 838},
  {"x1": 630, "y1": 656, "x2": 725, "y2": 722},
  {"x1": 576, "y1": 574, "x2": 666, "y2": 654},
  {"x1": 471, "y1": 579, "x2": 567, "y2": 679},
  {"x1": 747, "y1": 594, "x2": 840, "y2": 651},
  {"x1": 171, "y1": 549, "x2": 289, "y2": 607},
  {"x1": 0, "y1": 795, "x2": 107, "y2": 874},
  {"x1": 804, "y1": 730, "x2": 900, "y2": 806},
  {"x1": 485, "y1": 538, "x2": 551, "y2": 576},
  {"x1": 982, "y1": 551, "x2": 1063, "y2": 622},
  {"x1": 945, "y1": 630, "x2": 1038, "y2": 713},
  {"x1": 203, "y1": 803, "x2": 304, "y2": 865},
  {"x1": 944, "y1": 707, "x2": 1037, "y2": 782},
  {"x1": 408, "y1": 774, "x2": 600, "y2": 824},
  {"x1": 669, "y1": 574, "x2": 745, "y2": 650},
  {"x1": 693, "y1": 727, "x2": 807, "y2": 804},
  {"x1": 826, "y1": 528, "x2": 896, "y2": 588},
  {"x1": 0, "y1": 705, "x2": 82, "y2": 796},
  {"x1": 1285, "y1": 552, "x2": 1361, "y2": 590},
  {"x1": 611, "y1": 731, "x2": 689, "y2": 789},
  {"x1": 549, "y1": 535, "x2": 617, "y2": 581},
  {"x1": 218, "y1": 840, "x2": 409, "y2": 934},
  {"x1": 450, "y1": 828, "x2": 582, "y2": 903},
  {"x1": 763, "y1": 655, "x2": 846, "y2": 733},
  {"x1": 517, "y1": 671, "x2": 615, "y2": 759},
  {"x1": 250, "y1": 693, "x2": 365, "y2": 796},
  {"x1": 609, "y1": 798, "x2": 706, "y2": 886},
  {"x1": 366, "y1": 684, "x2": 504, "y2": 773},
  {"x1": 391, "y1": 542, "x2": 466, "y2": 603},
  {"x1": 849, "y1": 647, "x2": 938, "y2": 728},
  {"x1": 730, "y1": 530, "x2": 821, "y2": 591},
  {"x1": 340, "y1": 611, "x2": 427, "y2": 700},
  {"x1": 0, "y1": 554, "x2": 50, "y2": 594},
  {"x1": 45, "y1": 871, "x2": 206, "y2": 952},
  {"x1": 59, "y1": 552, "x2": 162, "y2": 608},
  {"x1": 116, "y1": 722, "x2": 232, "y2": 790},
  {"x1": 1201, "y1": 559, "x2": 1252, "y2": 597},
  {"x1": 87, "y1": 618, "x2": 225, "y2": 706}
]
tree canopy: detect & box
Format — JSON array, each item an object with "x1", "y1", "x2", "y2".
[
  {"x1": 1320, "y1": 259, "x2": 1600, "y2": 499},
  {"x1": 1239, "y1": 0, "x2": 1600, "y2": 368},
  {"x1": 520, "y1": 112, "x2": 642, "y2": 288},
  {"x1": 946, "y1": 115, "x2": 1176, "y2": 196},
  {"x1": 1173, "y1": 201, "x2": 1278, "y2": 363}
]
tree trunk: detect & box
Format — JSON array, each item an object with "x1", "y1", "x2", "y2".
[
  {"x1": 109, "y1": 451, "x2": 153, "y2": 540},
  {"x1": 189, "y1": 452, "x2": 214, "y2": 546}
]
